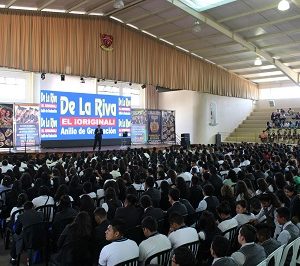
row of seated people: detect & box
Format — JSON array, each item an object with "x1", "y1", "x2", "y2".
[
  {"x1": 259, "y1": 129, "x2": 300, "y2": 144},
  {"x1": 269, "y1": 108, "x2": 300, "y2": 129},
  {"x1": 1, "y1": 142, "x2": 300, "y2": 265}
]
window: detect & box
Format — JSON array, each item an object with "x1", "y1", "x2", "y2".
[
  {"x1": 259, "y1": 86, "x2": 300, "y2": 99},
  {"x1": 0, "y1": 76, "x2": 26, "y2": 103},
  {"x1": 97, "y1": 85, "x2": 120, "y2": 95}
]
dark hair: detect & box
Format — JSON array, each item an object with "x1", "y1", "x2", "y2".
[
  {"x1": 24, "y1": 201, "x2": 34, "y2": 210},
  {"x1": 236, "y1": 200, "x2": 247, "y2": 209},
  {"x1": 169, "y1": 212, "x2": 184, "y2": 225},
  {"x1": 70, "y1": 211, "x2": 92, "y2": 238},
  {"x1": 140, "y1": 195, "x2": 152, "y2": 209},
  {"x1": 203, "y1": 184, "x2": 214, "y2": 196},
  {"x1": 276, "y1": 207, "x2": 291, "y2": 221},
  {"x1": 256, "y1": 224, "x2": 272, "y2": 241},
  {"x1": 125, "y1": 194, "x2": 138, "y2": 206},
  {"x1": 54, "y1": 184, "x2": 69, "y2": 202},
  {"x1": 59, "y1": 195, "x2": 71, "y2": 209},
  {"x1": 239, "y1": 224, "x2": 257, "y2": 243},
  {"x1": 284, "y1": 184, "x2": 295, "y2": 193},
  {"x1": 80, "y1": 195, "x2": 95, "y2": 214},
  {"x1": 39, "y1": 185, "x2": 50, "y2": 196},
  {"x1": 173, "y1": 247, "x2": 196, "y2": 266},
  {"x1": 169, "y1": 188, "x2": 180, "y2": 201},
  {"x1": 145, "y1": 176, "x2": 155, "y2": 188},
  {"x1": 256, "y1": 178, "x2": 269, "y2": 193},
  {"x1": 94, "y1": 207, "x2": 107, "y2": 218},
  {"x1": 17, "y1": 193, "x2": 28, "y2": 208},
  {"x1": 217, "y1": 201, "x2": 231, "y2": 215},
  {"x1": 141, "y1": 216, "x2": 158, "y2": 232},
  {"x1": 211, "y1": 235, "x2": 230, "y2": 257},
  {"x1": 105, "y1": 187, "x2": 118, "y2": 201},
  {"x1": 83, "y1": 182, "x2": 92, "y2": 193},
  {"x1": 227, "y1": 169, "x2": 237, "y2": 182},
  {"x1": 235, "y1": 180, "x2": 251, "y2": 200},
  {"x1": 110, "y1": 218, "x2": 126, "y2": 236}
]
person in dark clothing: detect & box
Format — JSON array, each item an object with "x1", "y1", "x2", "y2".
[
  {"x1": 171, "y1": 246, "x2": 197, "y2": 266},
  {"x1": 142, "y1": 176, "x2": 161, "y2": 208},
  {"x1": 167, "y1": 188, "x2": 187, "y2": 217},
  {"x1": 140, "y1": 195, "x2": 165, "y2": 221},
  {"x1": 159, "y1": 180, "x2": 172, "y2": 211},
  {"x1": 189, "y1": 175, "x2": 204, "y2": 209},
  {"x1": 93, "y1": 124, "x2": 103, "y2": 151},
  {"x1": 211, "y1": 236, "x2": 237, "y2": 266}
]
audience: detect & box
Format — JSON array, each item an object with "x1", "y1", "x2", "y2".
[
  {"x1": 211, "y1": 236, "x2": 237, "y2": 266},
  {"x1": 171, "y1": 246, "x2": 197, "y2": 266}
]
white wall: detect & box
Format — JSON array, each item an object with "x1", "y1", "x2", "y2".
[
  {"x1": 159, "y1": 91, "x2": 254, "y2": 144},
  {"x1": 257, "y1": 99, "x2": 300, "y2": 109}
]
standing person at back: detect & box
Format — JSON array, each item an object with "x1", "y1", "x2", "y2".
[{"x1": 93, "y1": 124, "x2": 103, "y2": 151}]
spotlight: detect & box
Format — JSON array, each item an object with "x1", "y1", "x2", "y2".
[
  {"x1": 141, "y1": 84, "x2": 146, "y2": 89},
  {"x1": 61, "y1": 74, "x2": 65, "y2": 81},
  {"x1": 192, "y1": 20, "x2": 201, "y2": 33},
  {"x1": 129, "y1": 82, "x2": 132, "y2": 86},
  {"x1": 102, "y1": 78, "x2": 105, "y2": 81},
  {"x1": 254, "y1": 57, "x2": 262, "y2": 66},
  {"x1": 114, "y1": 81, "x2": 117, "y2": 84},
  {"x1": 278, "y1": 0, "x2": 290, "y2": 11},
  {"x1": 113, "y1": 0, "x2": 124, "y2": 9},
  {"x1": 80, "y1": 77, "x2": 85, "y2": 83},
  {"x1": 41, "y1": 73, "x2": 46, "y2": 80},
  {"x1": 97, "y1": 78, "x2": 100, "y2": 82}
]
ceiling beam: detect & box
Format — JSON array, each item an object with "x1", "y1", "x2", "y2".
[
  {"x1": 217, "y1": 3, "x2": 278, "y2": 23},
  {"x1": 247, "y1": 28, "x2": 300, "y2": 42},
  {"x1": 125, "y1": 6, "x2": 172, "y2": 23},
  {"x1": 262, "y1": 40, "x2": 300, "y2": 51},
  {"x1": 232, "y1": 65, "x2": 277, "y2": 73},
  {"x1": 209, "y1": 50, "x2": 252, "y2": 60},
  {"x1": 37, "y1": 0, "x2": 57, "y2": 11},
  {"x1": 86, "y1": 1, "x2": 112, "y2": 14},
  {"x1": 143, "y1": 14, "x2": 187, "y2": 30},
  {"x1": 66, "y1": 0, "x2": 89, "y2": 13},
  {"x1": 191, "y1": 41, "x2": 239, "y2": 53},
  {"x1": 5, "y1": 0, "x2": 18, "y2": 8},
  {"x1": 167, "y1": 0, "x2": 300, "y2": 85}
]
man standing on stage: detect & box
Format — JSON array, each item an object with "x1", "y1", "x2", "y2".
[{"x1": 93, "y1": 124, "x2": 103, "y2": 151}]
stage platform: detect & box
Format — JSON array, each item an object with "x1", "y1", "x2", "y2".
[{"x1": 0, "y1": 143, "x2": 173, "y2": 156}]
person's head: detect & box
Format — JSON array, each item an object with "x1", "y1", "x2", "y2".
[
  {"x1": 203, "y1": 184, "x2": 215, "y2": 197},
  {"x1": 124, "y1": 194, "x2": 138, "y2": 207},
  {"x1": 145, "y1": 176, "x2": 155, "y2": 189},
  {"x1": 276, "y1": 207, "x2": 291, "y2": 225},
  {"x1": 217, "y1": 201, "x2": 231, "y2": 220},
  {"x1": 235, "y1": 200, "x2": 248, "y2": 214},
  {"x1": 38, "y1": 185, "x2": 49, "y2": 196},
  {"x1": 256, "y1": 178, "x2": 269, "y2": 192},
  {"x1": 83, "y1": 182, "x2": 92, "y2": 193},
  {"x1": 16, "y1": 193, "x2": 28, "y2": 208},
  {"x1": 168, "y1": 188, "x2": 180, "y2": 204},
  {"x1": 171, "y1": 247, "x2": 196, "y2": 266},
  {"x1": 238, "y1": 224, "x2": 257, "y2": 245},
  {"x1": 94, "y1": 207, "x2": 107, "y2": 225},
  {"x1": 140, "y1": 195, "x2": 153, "y2": 209},
  {"x1": 141, "y1": 216, "x2": 158, "y2": 237},
  {"x1": 105, "y1": 219, "x2": 126, "y2": 241},
  {"x1": 72, "y1": 211, "x2": 92, "y2": 237},
  {"x1": 210, "y1": 235, "x2": 231, "y2": 258},
  {"x1": 169, "y1": 212, "x2": 185, "y2": 230},
  {"x1": 256, "y1": 224, "x2": 272, "y2": 244},
  {"x1": 79, "y1": 194, "x2": 95, "y2": 214},
  {"x1": 59, "y1": 195, "x2": 71, "y2": 209},
  {"x1": 284, "y1": 185, "x2": 296, "y2": 199},
  {"x1": 221, "y1": 185, "x2": 234, "y2": 199},
  {"x1": 24, "y1": 201, "x2": 34, "y2": 211}
]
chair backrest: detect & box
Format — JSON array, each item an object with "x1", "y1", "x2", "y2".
[
  {"x1": 144, "y1": 248, "x2": 172, "y2": 266},
  {"x1": 267, "y1": 244, "x2": 285, "y2": 266},
  {"x1": 179, "y1": 240, "x2": 200, "y2": 257},
  {"x1": 115, "y1": 256, "x2": 139, "y2": 266},
  {"x1": 136, "y1": 190, "x2": 144, "y2": 199},
  {"x1": 0, "y1": 189, "x2": 11, "y2": 206},
  {"x1": 35, "y1": 204, "x2": 55, "y2": 222},
  {"x1": 11, "y1": 208, "x2": 24, "y2": 224},
  {"x1": 256, "y1": 258, "x2": 268, "y2": 266},
  {"x1": 222, "y1": 226, "x2": 238, "y2": 244},
  {"x1": 279, "y1": 237, "x2": 300, "y2": 266}
]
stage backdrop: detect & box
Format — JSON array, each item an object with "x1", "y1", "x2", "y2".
[
  {"x1": 162, "y1": 110, "x2": 176, "y2": 143},
  {"x1": 40, "y1": 90, "x2": 131, "y2": 145},
  {"x1": 148, "y1": 110, "x2": 162, "y2": 144},
  {"x1": 15, "y1": 104, "x2": 40, "y2": 147},
  {"x1": 131, "y1": 109, "x2": 148, "y2": 144},
  {"x1": 0, "y1": 103, "x2": 13, "y2": 148}
]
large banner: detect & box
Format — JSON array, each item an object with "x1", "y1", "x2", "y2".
[
  {"x1": 15, "y1": 104, "x2": 40, "y2": 147},
  {"x1": 162, "y1": 110, "x2": 176, "y2": 143},
  {"x1": 147, "y1": 110, "x2": 162, "y2": 143},
  {"x1": 131, "y1": 109, "x2": 148, "y2": 144},
  {"x1": 40, "y1": 90, "x2": 131, "y2": 141},
  {"x1": 0, "y1": 104, "x2": 13, "y2": 148}
]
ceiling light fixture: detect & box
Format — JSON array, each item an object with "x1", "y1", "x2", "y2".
[
  {"x1": 113, "y1": 0, "x2": 124, "y2": 9},
  {"x1": 192, "y1": 20, "x2": 202, "y2": 33},
  {"x1": 278, "y1": 0, "x2": 290, "y2": 11},
  {"x1": 41, "y1": 73, "x2": 46, "y2": 80},
  {"x1": 61, "y1": 74, "x2": 65, "y2": 81},
  {"x1": 80, "y1": 77, "x2": 85, "y2": 83},
  {"x1": 254, "y1": 57, "x2": 262, "y2": 66}
]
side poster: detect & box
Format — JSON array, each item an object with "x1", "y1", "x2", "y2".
[
  {"x1": 15, "y1": 104, "x2": 40, "y2": 147},
  {"x1": 162, "y1": 110, "x2": 176, "y2": 143},
  {"x1": 131, "y1": 109, "x2": 147, "y2": 144},
  {"x1": 147, "y1": 110, "x2": 162, "y2": 143},
  {"x1": 0, "y1": 104, "x2": 13, "y2": 148}
]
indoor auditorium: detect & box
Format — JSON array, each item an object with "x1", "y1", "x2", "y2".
[{"x1": 0, "y1": 0, "x2": 300, "y2": 266}]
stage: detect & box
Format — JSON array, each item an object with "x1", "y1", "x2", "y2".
[{"x1": 0, "y1": 143, "x2": 174, "y2": 157}]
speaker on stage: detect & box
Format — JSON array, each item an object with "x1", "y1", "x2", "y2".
[
  {"x1": 216, "y1": 133, "x2": 221, "y2": 147},
  {"x1": 181, "y1": 133, "x2": 190, "y2": 148}
]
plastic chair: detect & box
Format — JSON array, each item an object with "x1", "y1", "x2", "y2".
[
  {"x1": 267, "y1": 244, "x2": 285, "y2": 266},
  {"x1": 136, "y1": 190, "x2": 144, "y2": 200},
  {"x1": 144, "y1": 248, "x2": 172, "y2": 266},
  {"x1": 179, "y1": 240, "x2": 200, "y2": 257},
  {"x1": 4, "y1": 208, "x2": 24, "y2": 249},
  {"x1": 35, "y1": 204, "x2": 55, "y2": 223},
  {"x1": 256, "y1": 258, "x2": 269, "y2": 266},
  {"x1": 222, "y1": 226, "x2": 238, "y2": 243},
  {"x1": 279, "y1": 237, "x2": 300, "y2": 266},
  {"x1": 115, "y1": 256, "x2": 139, "y2": 266}
]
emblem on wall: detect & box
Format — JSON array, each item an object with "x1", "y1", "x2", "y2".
[{"x1": 100, "y1": 34, "x2": 113, "y2": 51}]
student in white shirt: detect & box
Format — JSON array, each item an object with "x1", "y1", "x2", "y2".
[
  {"x1": 99, "y1": 219, "x2": 139, "y2": 266},
  {"x1": 216, "y1": 202, "x2": 238, "y2": 238},
  {"x1": 233, "y1": 200, "x2": 255, "y2": 226}
]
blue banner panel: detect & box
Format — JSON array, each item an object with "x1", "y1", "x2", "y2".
[{"x1": 40, "y1": 90, "x2": 131, "y2": 140}]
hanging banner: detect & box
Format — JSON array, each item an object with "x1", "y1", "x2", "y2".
[
  {"x1": 15, "y1": 104, "x2": 40, "y2": 147},
  {"x1": 40, "y1": 90, "x2": 131, "y2": 140},
  {"x1": 0, "y1": 104, "x2": 13, "y2": 148},
  {"x1": 147, "y1": 110, "x2": 162, "y2": 143},
  {"x1": 162, "y1": 110, "x2": 176, "y2": 143},
  {"x1": 131, "y1": 109, "x2": 148, "y2": 144}
]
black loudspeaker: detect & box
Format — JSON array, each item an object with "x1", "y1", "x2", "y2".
[
  {"x1": 181, "y1": 133, "x2": 190, "y2": 148},
  {"x1": 216, "y1": 133, "x2": 221, "y2": 147},
  {"x1": 122, "y1": 132, "x2": 128, "y2": 137}
]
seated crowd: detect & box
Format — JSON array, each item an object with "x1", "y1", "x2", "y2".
[
  {"x1": 268, "y1": 108, "x2": 300, "y2": 130},
  {"x1": 0, "y1": 142, "x2": 300, "y2": 265}
]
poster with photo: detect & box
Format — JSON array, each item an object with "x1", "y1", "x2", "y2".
[
  {"x1": 131, "y1": 109, "x2": 147, "y2": 144},
  {"x1": 0, "y1": 103, "x2": 13, "y2": 148},
  {"x1": 147, "y1": 110, "x2": 162, "y2": 143},
  {"x1": 162, "y1": 110, "x2": 176, "y2": 143},
  {"x1": 15, "y1": 104, "x2": 40, "y2": 147}
]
